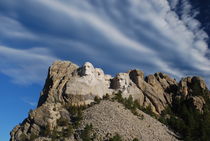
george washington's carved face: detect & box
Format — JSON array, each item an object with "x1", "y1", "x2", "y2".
[{"x1": 81, "y1": 62, "x2": 94, "y2": 75}]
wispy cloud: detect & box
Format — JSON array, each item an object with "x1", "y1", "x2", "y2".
[
  {"x1": 0, "y1": 45, "x2": 57, "y2": 84},
  {"x1": 0, "y1": 0, "x2": 209, "y2": 87},
  {"x1": 22, "y1": 97, "x2": 37, "y2": 107},
  {"x1": 0, "y1": 15, "x2": 37, "y2": 40}
]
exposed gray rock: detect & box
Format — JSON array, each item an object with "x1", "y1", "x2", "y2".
[
  {"x1": 10, "y1": 60, "x2": 209, "y2": 141},
  {"x1": 37, "y1": 61, "x2": 180, "y2": 114},
  {"x1": 188, "y1": 96, "x2": 205, "y2": 112},
  {"x1": 64, "y1": 62, "x2": 113, "y2": 105},
  {"x1": 178, "y1": 76, "x2": 208, "y2": 97},
  {"x1": 38, "y1": 61, "x2": 79, "y2": 107}
]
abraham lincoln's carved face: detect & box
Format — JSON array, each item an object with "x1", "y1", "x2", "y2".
[{"x1": 115, "y1": 73, "x2": 129, "y2": 89}]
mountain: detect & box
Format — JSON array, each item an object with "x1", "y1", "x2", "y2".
[{"x1": 10, "y1": 61, "x2": 210, "y2": 141}]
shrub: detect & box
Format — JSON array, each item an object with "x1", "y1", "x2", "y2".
[
  {"x1": 109, "y1": 133, "x2": 122, "y2": 141},
  {"x1": 103, "y1": 94, "x2": 110, "y2": 100},
  {"x1": 81, "y1": 124, "x2": 93, "y2": 141},
  {"x1": 113, "y1": 91, "x2": 124, "y2": 103},
  {"x1": 65, "y1": 105, "x2": 84, "y2": 128},
  {"x1": 158, "y1": 93, "x2": 210, "y2": 141},
  {"x1": 19, "y1": 133, "x2": 28, "y2": 141},
  {"x1": 30, "y1": 133, "x2": 38, "y2": 141},
  {"x1": 140, "y1": 104, "x2": 157, "y2": 118},
  {"x1": 133, "y1": 138, "x2": 139, "y2": 141},
  {"x1": 57, "y1": 117, "x2": 69, "y2": 126},
  {"x1": 124, "y1": 95, "x2": 134, "y2": 109},
  {"x1": 63, "y1": 124, "x2": 74, "y2": 137},
  {"x1": 40, "y1": 124, "x2": 51, "y2": 137},
  {"x1": 94, "y1": 96, "x2": 101, "y2": 104}
]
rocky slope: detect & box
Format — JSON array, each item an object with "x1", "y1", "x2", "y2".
[
  {"x1": 80, "y1": 100, "x2": 178, "y2": 141},
  {"x1": 10, "y1": 60, "x2": 209, "y2": 141}
]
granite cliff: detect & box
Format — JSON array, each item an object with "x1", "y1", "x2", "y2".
[{"x1": 10, "y1": 61, "x2": 210, "y2": 141}]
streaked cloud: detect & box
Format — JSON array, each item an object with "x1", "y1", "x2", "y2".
[
  {"x1": 0, "y1": 0, "x2": 209, "y2": 87},
  {"x1": 0, "y1": 45, "x2": 57, "y2": 84},
  {"x1": 22, "y1": 97, "x2": 37, "y2": 107}
]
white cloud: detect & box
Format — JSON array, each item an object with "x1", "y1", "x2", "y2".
[
  {"x1": 0, "y1": 0, "x2": 209, "y2": 87},
  {"x1": 22, "y1": 98, "x2": 37, "y2": 107},
  {"x1": 0, "y1": 15, "x2": 37, "y2": 40},
  {"x1": 0, "y1": 45, "x2": 57, "y2": 84},
  {"x1": 37, "y1": 0, "x2": 154, "y2": 54}
]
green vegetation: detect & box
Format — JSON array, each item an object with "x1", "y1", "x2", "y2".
[
  {"x1": 132, "y1": 138, "x2": 139, "y2": 141},
  {"x1": 30, "y1": 133, "x2": 38, "y2": 141},
  {"x1": 109, "y1": 133, "x2": 122, "y2": 141},
  {"x1": 19, "y1": 133, "x2": 28, "y2": 141},
  {"x1": 51, "y1": 125, "x2": 73, "y2": 140},
  {"x1": 56, "y1": 117, "x2": 74, "y2": 137},
  {"x1": 39, "y1": 104, "x2": 86, "y2": 140},
  {"x1": 19, "y1": 132, "x2": 38, "y2": 141},
  {"x1": 39, "y1": 117, "x2": 73, "y2": 140},
  {"x1": 94, "y1": 96, "x2": 101, "y2": 104},
  {"x1": 111, "y1": 89, "x2": 210, "y2": 141},
  {"x1": 66, "y1": 105, "x2": 85, "y2": 128},
  {"x1": 103, "y1": 93, "x2": 110, "y2": 100},
  {"x1": 81, "y1": 124, "x2": 94, "y2": 141},
  {"x1": 57, "y1": 117, "x2": 69, "y2": 127},
  {"x1": 159, "y1": 90, "x2": 210, "y2": 141},
  {"x1": 40, "y1": 124, "x2": 51, "y2": 137},
  {"x1": 108, "y1": 133, "x2": 139, "y2": 141},
  {"x1": 140, "y1": 104, "x2": 157, "y2": 118},
  {"x1": 112, "y1": 92, "x2": 144, "y2": 119}
]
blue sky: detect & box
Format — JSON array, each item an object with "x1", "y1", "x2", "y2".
[{"x1": 0, "y1": 0, "x2": 210, "y2": 140}]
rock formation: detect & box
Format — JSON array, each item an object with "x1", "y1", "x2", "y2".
[{"x1": 10, "y1": 60, "x2": 209, "y2": 141}]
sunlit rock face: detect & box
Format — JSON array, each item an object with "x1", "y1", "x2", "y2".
[
  {"x1": 10, "y1": 60, "x2": 209, "y2": 141},
  {"x1": 37, "y1": 61, "x2": 79, "y2": 107},
  {"x1": 177, "y1": 76, "x2": 209, "y2": 113},
  {"x1": 111, "y1": 73, "x2": 130, "y2": 90},
  {"x1": 79, "y1": 62, "x2": 95, "y2": 76},
  {"x1": 36, "y1": 61, "x2": 182, "y2": 114},
  {"x1": 111, "y1": 72, "x2": 145, "y2": 106},
  {"x1": 37, "y1": 60, "x2": 209, "y2": 113},
  {"x1": 64, "y1": 62, "x2": 113, "y2": 105}
]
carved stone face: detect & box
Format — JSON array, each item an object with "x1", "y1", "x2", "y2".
[
  {"x1": 95, "y1": 68, "x2": 104, "y2": 79},
  {"x1": 81, "y1": 62, "x2": 94, "y2": 75},
  {"x1": 115, "y1": 73, "x2": 130, "y2": 89}
]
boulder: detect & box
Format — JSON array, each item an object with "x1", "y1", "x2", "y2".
[
  {"x1": 188, "y1": 96, "x2": 205, "y2": 112},
  {"x1": 179, "y1": 76, "x2": 208, "y2": 97}
]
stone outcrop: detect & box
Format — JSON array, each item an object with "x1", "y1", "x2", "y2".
[
  {"x1": 178, "y1": 76, "x2": 208, "y2": 97},
  {"x1": 37, "y1": 61, "x2": 180, "y2": 113},
  {"x1": 177, "y1": 76, "x2": 209, "y2": 112},
  {"x1": 10, "y1": 60, "x2": 209, "y2": 141},
  {"x1": 38, "y1": 61, "x2": 79, "y2": 107},
  {"x1": 188, "y1": 96, "x2": 205, "y2": 112}
]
